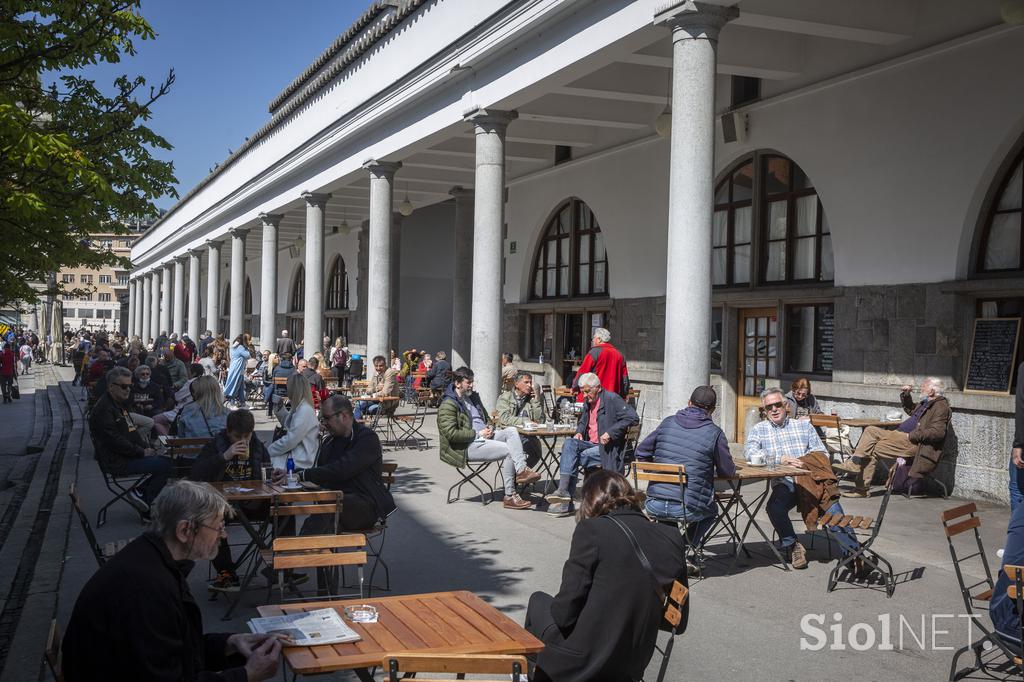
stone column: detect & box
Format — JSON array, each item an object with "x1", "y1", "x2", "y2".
[
  {"x1": 206, "y1": 239, "x2": 222, "y2": 336},
  {"x1": 172, "y1": 256, "x2": 185, "y2": 336},
  {"x1": 187, "y1": 249, "x2": 201, "y2": 341},
  {"x1": 125, "y1": 279, "x2": 135, "y2": 338},
  {"x1": 466, "y1": 108, "x2": 515, "y2": 409},
  {"x1": 150, "y1": 270, "x2": 161, "y2": 340},
  {"x1": 363, "y1": 161, "x2": 401, "y2": 361},
  {"x1": 449, "y1": 186, "x2": 474, "y2": 369},
  {"x1": 259, "y1": 213, "x2": 282, "y2": 352},
  {"x1": 302, "y1": 192, "x2": 330, "y2": 354},
  {"x1": 656, "y1": 1, "x2": 738, "y2": 416},
  {"x1": 141, "y1": 274, "x2": 152, "y2": 341},
  {"x1": 229, "y1": 227, "x2": 249, "y2": 340},
  {"x1": 389, "y1": 212, "x2": 402, "y2": 351},
  {"x1": 160, "y1": 263, "x2": 172, "y2": 335}
]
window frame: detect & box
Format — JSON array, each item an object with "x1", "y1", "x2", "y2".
[
  {"x1": 976, "y1": 146, "x2": 1024, "y2": 275},
  {"x1": 326, "y1": 256, "x2": 349, "y2": 311},
  {"x1": 782, "y1": 302, "x2": 835, "y2": 378},
  {"x1": 713, "y1": 152, "x2": 833, "y2": 289},
  {"x1": 529, "y1": 198, "x2": 609, "y2": 301},
  {"x1": 760, "y1": 155, "x2": 830, "y2": 285}
]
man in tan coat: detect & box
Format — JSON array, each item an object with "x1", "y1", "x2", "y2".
[
  {"x1": 354, "y1": 355, "x2": 400, "y2": 421},
  {"x1": 835, "y1": 377, "x2": 951, "y2": 496}
]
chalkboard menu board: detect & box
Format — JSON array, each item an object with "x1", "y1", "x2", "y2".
[
  {"x1": 816, "y1": 305, "x2": 835, "y2": 373},
  {"x1": 965, "y1": 318, "x2": 1020, "y2": 395}
]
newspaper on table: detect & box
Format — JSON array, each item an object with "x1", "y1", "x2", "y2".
[{"x1": 248, "y1": 608, "x2": 361, "y2": 646}]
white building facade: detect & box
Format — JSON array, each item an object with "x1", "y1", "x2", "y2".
[{"x1": 129, "y1": 0, "x2": 1024, "y2": 502}]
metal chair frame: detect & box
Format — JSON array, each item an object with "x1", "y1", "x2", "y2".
[
  {"x1": 941, "y1": 502, "x2": 1022, "y2": 680},
  {"x1": 446, "y1": 460, "x2": 497, "y2": 505},
  {"x1": 820, "y1": 478, "x2": 896, "y2": 597}
]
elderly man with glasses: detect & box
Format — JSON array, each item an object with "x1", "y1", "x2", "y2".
[
  {"x1": 744, "y1": 387, "x2": 825, "y2": 570},
  {"x1": 88, "y1": 365, "x2": 174, "y2": 511},
  {"x1": 62, "y1": 480, "x2": 284, "y2": 681}
]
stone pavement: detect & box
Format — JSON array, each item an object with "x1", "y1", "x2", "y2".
[{"x1": 0, "y1": 368, "x2": 1020, "y2": 680}]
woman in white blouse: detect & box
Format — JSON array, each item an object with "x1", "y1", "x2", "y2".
[{"x1": 267, "y1": 372, "x2": 320, "y2": 470}]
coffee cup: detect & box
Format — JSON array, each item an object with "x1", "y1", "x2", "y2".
[{"x1": 749, "y1": 453, "x2": 765, "y2": 465}]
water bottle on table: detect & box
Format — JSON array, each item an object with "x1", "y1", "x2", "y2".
[{"x1": 286, "y1": 455, "x2": 296, "y2": 487}]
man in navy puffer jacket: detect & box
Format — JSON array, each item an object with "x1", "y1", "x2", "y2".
[{"x1": 636, "y1": 386, "x2": 735, "y2": 555}]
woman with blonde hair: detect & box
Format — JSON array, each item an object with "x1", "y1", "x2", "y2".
[
  {"x1": 267, "y1": 372, "x2": 320, "y2": 470},
  {"x1": 176, "y1": 375, "x2": 229, "y2": 438}
]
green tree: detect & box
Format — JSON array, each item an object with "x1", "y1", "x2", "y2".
[{"x1": 0, "y1": 0, "x2": 177, "y2": 308}]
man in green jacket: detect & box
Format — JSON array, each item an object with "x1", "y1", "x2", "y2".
[
  {"x1": 438, "y1": 366, "x2": 541, "y2": 510},
  {"x1": 495, "y1": 370, "x2": 546, "y2": 468}
]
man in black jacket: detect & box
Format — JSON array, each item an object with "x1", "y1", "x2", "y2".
[
  {"x1": 546, "y1": 372, "x2": 638, "y2": 517},
  {"x1": 89, "y1": 366, "x2": 174, "y2": 508},
  {"x1": 62, "y1": 480, "x2": 283, "y2": 681},
  {"x1": 296, "y1": 395, "x2": 396, "y2": 531}
]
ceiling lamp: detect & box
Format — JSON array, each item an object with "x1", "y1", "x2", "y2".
[
  {"x1": 1003, "y1": 0, "x2": 1024, "y2": 23},
  {"x1": 339, "y1": 209, "x2": 352, "y2": 236},
  {"x1": 655, "y1": 70, "x2": 673, "y2": 137},
  {"x1": 398, "y1": 183, "x2": 414, "y2": 217},
  {"x1": 655, "y1": 106, "x2": 672, "y2": 137}
]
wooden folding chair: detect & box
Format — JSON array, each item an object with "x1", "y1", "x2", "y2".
[
  {"x1": 632, "y1": 463, "x2": 696, "y2": 557},
  {"x1": 255, "y1": 491, "x2": 345, "y2": 601},
  {"x1": 383, "y1": 653, "x2": 528, "y2": 682},
  {"x1": 267, "y1": 533, "x2": 367, "y2": 604},
  {"x1": 90, "y1": 434, "x2": 150, "y2": 527},
  {"x1": 942, "y1": 503, "x2": 1022, "y2": 680},
  {"x1": 814, "y1": 477, "x2": 897, "y2": 597},
  {"x1": 650, "y1": 580, "x2": 689, "y2": 682},
  {"x1": 45, "y1": 618, "x2": 63, "y2": 682},
  {"x1": 69, "y1": 484, "x2": 128, "y2": 568},
  {"x1": 164, "y1": 436, "x2": 212, "y2": 477},
  {"x1": 809, "y1": 414, "x2": 845, "y2": 464},
  {"x1": 355, "y1": 463, "x2": 398, "y2": 593}
]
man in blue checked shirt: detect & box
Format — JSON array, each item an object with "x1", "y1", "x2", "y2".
[{"x1": 745, "y1": 387, "x2": 827, "y2": 570}]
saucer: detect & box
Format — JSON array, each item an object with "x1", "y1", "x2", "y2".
[{"x1": 746, "y1": 461, "x2": 766, "y2": 467}]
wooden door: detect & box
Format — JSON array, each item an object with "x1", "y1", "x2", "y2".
[{"x1": 736, "y1": 307, "x2": 778, "y2": 441}]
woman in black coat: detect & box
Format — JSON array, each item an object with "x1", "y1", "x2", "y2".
[{"x1": 525, "y1": 471, "x2": 687, "y2": 682}]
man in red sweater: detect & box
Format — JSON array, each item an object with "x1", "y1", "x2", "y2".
[{"x1": 571, "y1": 327, "x2": 630, "y2": 398}]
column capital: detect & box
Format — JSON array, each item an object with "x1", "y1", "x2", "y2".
[
  {"x1": 654, "y1": 1, "x2": 738, "y2": 41},
  {"x1": 259, "y1": 212, "x2": 284, "y2": 227},
  {"x1": 229, "y1": 226, "x2": 250, "y2": 239},
  {"x1": 463, "y1": 107, "x2": 517, "y2": 132},
  {"x1": 206, "y1": 239, "x2": 223, "y2": 250},
  {"x1": 174, "y1": 253, "x2": 189, "y2": 264},
  {"x1": 162, "y1": 261, "x2": 175, "y2": 270},
  {"x1": 188, "y1": 248, "x2": 204, "y2": 259},
  {"x1": 362, "y1": 160, "x2": 402, "y2": 179},
  {"x1": 449, "y1": 186, "x2": 474, "y2": 199},
  {"x1": 301, "y1": 192, "x2": 331, "y2": 207}
]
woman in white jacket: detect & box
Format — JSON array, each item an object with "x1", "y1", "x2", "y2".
[{"x1": 267, "y1": 373, "x2": 320, "y2": 470}]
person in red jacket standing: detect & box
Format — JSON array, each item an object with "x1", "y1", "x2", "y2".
[
  {"x1": 0, "y1": 342, "x2": 18, "y2": 403},
  {"x1": 571, "y1": 327, "x2": 630, "y2": 398}
]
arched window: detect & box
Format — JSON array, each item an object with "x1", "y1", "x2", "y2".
[
  {"x1": 977, "y1": 147, "x2": 1024, "y2": 273},
  {"x1": 714, "y1": 153, "x2": 833, "y2": 286},
  {"x1": 530, "y1": 198, "x2": 608, "y2": 299},
  {"x1": 290, "y1": 267, "x2": 305, "y2": 313},
  {"x1": 288, "y1": 266, "x2": 305, "y2": 341},
  {"x1": 325, "y1": 257, "x2": 349, "y2": 344},
  {"x1": 326, "y1": 257, "x2": 349, "y2": 310}
]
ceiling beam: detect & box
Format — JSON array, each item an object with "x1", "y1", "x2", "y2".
[
  {"x1": 733, "y1": 12, "x2": 909, "y2": 45},
  {"x1": 516, "y1": 112, "x2": 648, "y2": 130},
  {"x1": 423, "y1": 147, "x2": 549, "y2": 163},
  {"x1": 552, "y1": 85, "x2": 665, "y2": 105}
]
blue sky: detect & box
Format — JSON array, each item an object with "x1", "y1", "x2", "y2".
[{"x1": 76, "y1": 1, "x2": 370, "y2": 211}]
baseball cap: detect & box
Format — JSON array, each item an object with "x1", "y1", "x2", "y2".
[{"x1": 689, "y1": 385, "x2": 717, "y2": 411}]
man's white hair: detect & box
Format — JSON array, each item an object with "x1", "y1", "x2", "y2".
[
  {"x1": 924, "y1": 377, "x2": 946, "y2": 396},
  {"x1": 578, "y1": 372, "x2": 602, "y2": 388},
  {"x1": 593, "y1": 327, "x2": 611, "y2": 343},
  {"x1": 760, "y1": 387, "x2": 784, "y2": 401}
]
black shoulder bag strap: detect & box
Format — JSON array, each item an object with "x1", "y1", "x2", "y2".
[{"x1": 606, "y1": 515, "x2": 665, "y2": 603}]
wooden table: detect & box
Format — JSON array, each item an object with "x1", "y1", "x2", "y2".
[
  {"x1": 714, "y1": 457, "x2": 810, "y2": 572},
  {"x1": 517, "y1": 425, "x2": 577, "y2": 492},
  {"x1": 258, "y1": 591, "x2": 544, "y2": 680},
  {"x1": 840, "y1": 418, "x2": 901, "y2": 429}
]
